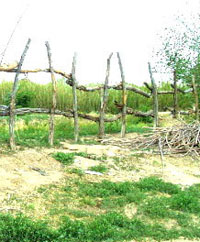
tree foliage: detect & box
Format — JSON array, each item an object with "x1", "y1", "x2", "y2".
[{"x1": 155, "y1": 14, "x2": 200, "y2": 83}]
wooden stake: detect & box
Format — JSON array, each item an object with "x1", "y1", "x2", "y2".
[
  {"x1": 173, "y1": 69, "x2": 178, "y2": 118},
  {"x1": 148, "y1": 62, "x2": 158, "y2": 128},
  {"x1": 9, "y1": 38, "x2": 31, "y2": 150},
  {"x1": 71, "y1": 53, "x2": 79, "y2": 142},
  {"x1": 99, "y1": 53, "x2": 113, "y2": 138},
  {"x1": 117, "y1": 52, "x2": 127, "y2": 138},
  {"x1": 45, "y1": 41, "x2": 57, "y2": 146},
  {"x1": 192, "y1": 75, "x2": 199, "y2": 121}
]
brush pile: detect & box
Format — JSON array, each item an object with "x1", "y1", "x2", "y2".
[{"x1": 101, "y1": 122, "x2": 200, "y2": 156}]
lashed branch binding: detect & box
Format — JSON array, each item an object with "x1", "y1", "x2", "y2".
[{"x1": 101, "y1": 122, "x2": 200, "y2": 156}]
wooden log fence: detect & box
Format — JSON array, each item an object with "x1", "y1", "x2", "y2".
[
  {"x1": 0, "y1": 45, "x2": 198, "y2": 148},
  {"x1": 148, "y1": 62, "x2": 158, "y2": 128},
  {"x1": 117, "y1": 52, "x2": 127, "y2": 137},
  {"x1": 71, "y1": 52, "x2": 79, "y2": 142},
  {"x1": 45, "y1": 41, "x2": 57, "y2": 146},
  {"x1": 9, "y1": 38, "x2": 31, "y2": 150},
  {"x1": 99, "y1": 53, "x2": 113, "y2": 138}
]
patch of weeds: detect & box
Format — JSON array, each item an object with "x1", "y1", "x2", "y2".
[
  {"x1": 170, "y1": 190, "x2": 200, "y2": 213},
  {"x1": 184, "y1": 183, "x2": 200, "y2": 198},
  {"x1": 0, "y1": 213, "x2": 58, "y2": 241},
  {"x1": 125, "y1": 190, "x2": 147, "y2": 205},
  {"x1": 79, "y1": 180, "x2": 134, "y2": 198},
  {"x1": 135, "y1": 176, "x2": 181, "y2": 195},
  {"x1": 73, "y1": 152, "x2": 89, "y2": 158},
  {"x1": 37, "y1": 186, "x2": 48, "y2": 194},
  {"x1": 74, "y1": 152, "x2": 107, "y2": 161},
  {"x1": 62, "y1": 186, "x2": 72, "y2": 193},
  {"x1": 68, "y1": 168, "x2": 85, "y2": 176},
  {"x1": 25, "y1": 203, "x2": 35, "y2": 211},
  {"x1": 52, "y1": 152, "x2": 75, "y2": 166},
  {"x1": 112, "y1": 156, "x2": 122, "y2": 164},
  {"x1": 66, "y1": 209, "x2": 94, "y2": 218},
  {"x1": 89, "y1": 164, "x2": 108, "y2": 173},
  {"x1": 101, "y1": 197, "x2": 128, "y2": 209},
  {"x1": 80, "y1": 197, "x2": 97, "y2": 207},
  {"x1": 139, "y1": 197, "x2": 172, "y2": 219},
  {"x1": 175, "y1": 213, "x2": 192, "y2": 227}
]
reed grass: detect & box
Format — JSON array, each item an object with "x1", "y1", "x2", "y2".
[{"x1": 0, "y1": 79, "x2": 194, "y2": 113}]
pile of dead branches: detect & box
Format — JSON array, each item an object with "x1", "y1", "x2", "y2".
[{"x1": 101, "y1": 122, "x2": 200, "y2": 156}]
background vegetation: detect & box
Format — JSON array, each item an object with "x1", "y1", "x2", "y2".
[{"x1": 0, "y1": 78, "x2": 195, "y2": 113}]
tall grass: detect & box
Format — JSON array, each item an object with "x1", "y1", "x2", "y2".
[
  {"x1": 0, "y1": 114, "x2": 150, "y2": 147},
  {"x1": 0, "y1": 79, "x2": 194, "y2": 113}
]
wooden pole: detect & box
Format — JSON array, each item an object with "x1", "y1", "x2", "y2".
[
  {"x1": 45, "y1": 41, "x2": 57, "y2": 146},
  {"x1": 9, "y1": 38, "x2": 31, "y2": 150},
  {"x1": 71, "y1": 52, "x2": 79, "y2": 142},
  {"x1": 99, "y1": 53, "x2": 113, "y2": 138},
  {"x1": 192, "y1": 75, "x2": 199, "y2": 121},
  {"x1": 148, "y1": 62, "x2": 158, "y2": 127},
  {"x1": 173, "y1": 69, "x2": 178, "y2": 118},
  {"x1": 117, "y1": 52, "x2": 127, "y2": 137}
]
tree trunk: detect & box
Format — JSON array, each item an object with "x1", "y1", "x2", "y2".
[
  {"x1": 192, "y1": 75, "x2": 199, "y2": 121},
  {"x1": 173, "y1": 70, "x2": 178, "y2": 118}
]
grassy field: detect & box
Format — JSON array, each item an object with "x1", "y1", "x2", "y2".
[{"x1": 0, "y1": 113, "x2": 151, "y2": 148}]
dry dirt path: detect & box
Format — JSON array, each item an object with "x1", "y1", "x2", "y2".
[{"x1": 0, "y1": 137, "x2": 200, "y2": 204}]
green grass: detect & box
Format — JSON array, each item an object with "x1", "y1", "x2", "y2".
[
  {"x1": 89, "y1": 164, "x2": 108, "y2": 173},
  {"x1": 52, "y1": 152, "x2": 75, "y2": 166},
  {"x1": 0, "y1": 114, "x2": 152, "y2": 148},
  {"x1": 1, "y1": 176, "x2": 200, "y2": 241}
]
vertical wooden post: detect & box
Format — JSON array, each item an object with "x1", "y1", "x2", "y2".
[
  {"x1": 173, "y1": 69, "x2": 178, "y2": 118},
  {"x1": 148, "y1": 62, "x2": 158, "y2": 128},
  {"x1": 192, "y1": 75, "x2": 199, "y2": 121},
  {"x1": 99, "y1": 53, "x2": 113, "y2": 139},
  {"x1": 117, "y1": 52, "x2": 127, "y2": 138},
  {"x1": 45, "y1": 41, "x2": 57, "y2": 146},
  {"x1": 9, "y1": 38, "x2": 31, "y2": 150},
  {"x1": 71, "y1": 52, "x2": 79, "y2": 142}
]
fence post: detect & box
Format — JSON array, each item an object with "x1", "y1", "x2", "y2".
[
  {"x1": 173, "y1": 69, "x2": 178, "y2": 118},
  {"x1": 148, "y1": 62, "x2": 158, "y2": 128},
  {"x1": 9, "y1": 38, "x2": 31, "y2": 150},
  {"x1": 192, "y1": 75, "x2": 199, "y2": 121},
  {"x1": 45, "y1": 41, "x2": 57, "y2": 146},
  {"x1": 117, "y1": 52, "x2": 127, "y2": 138},
  {"x1": 71, "y1": 52, "x2": 79, "y2": 142},
  {"x1": 99, "y1": 53, "x2": 113, "y2": 139}
]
